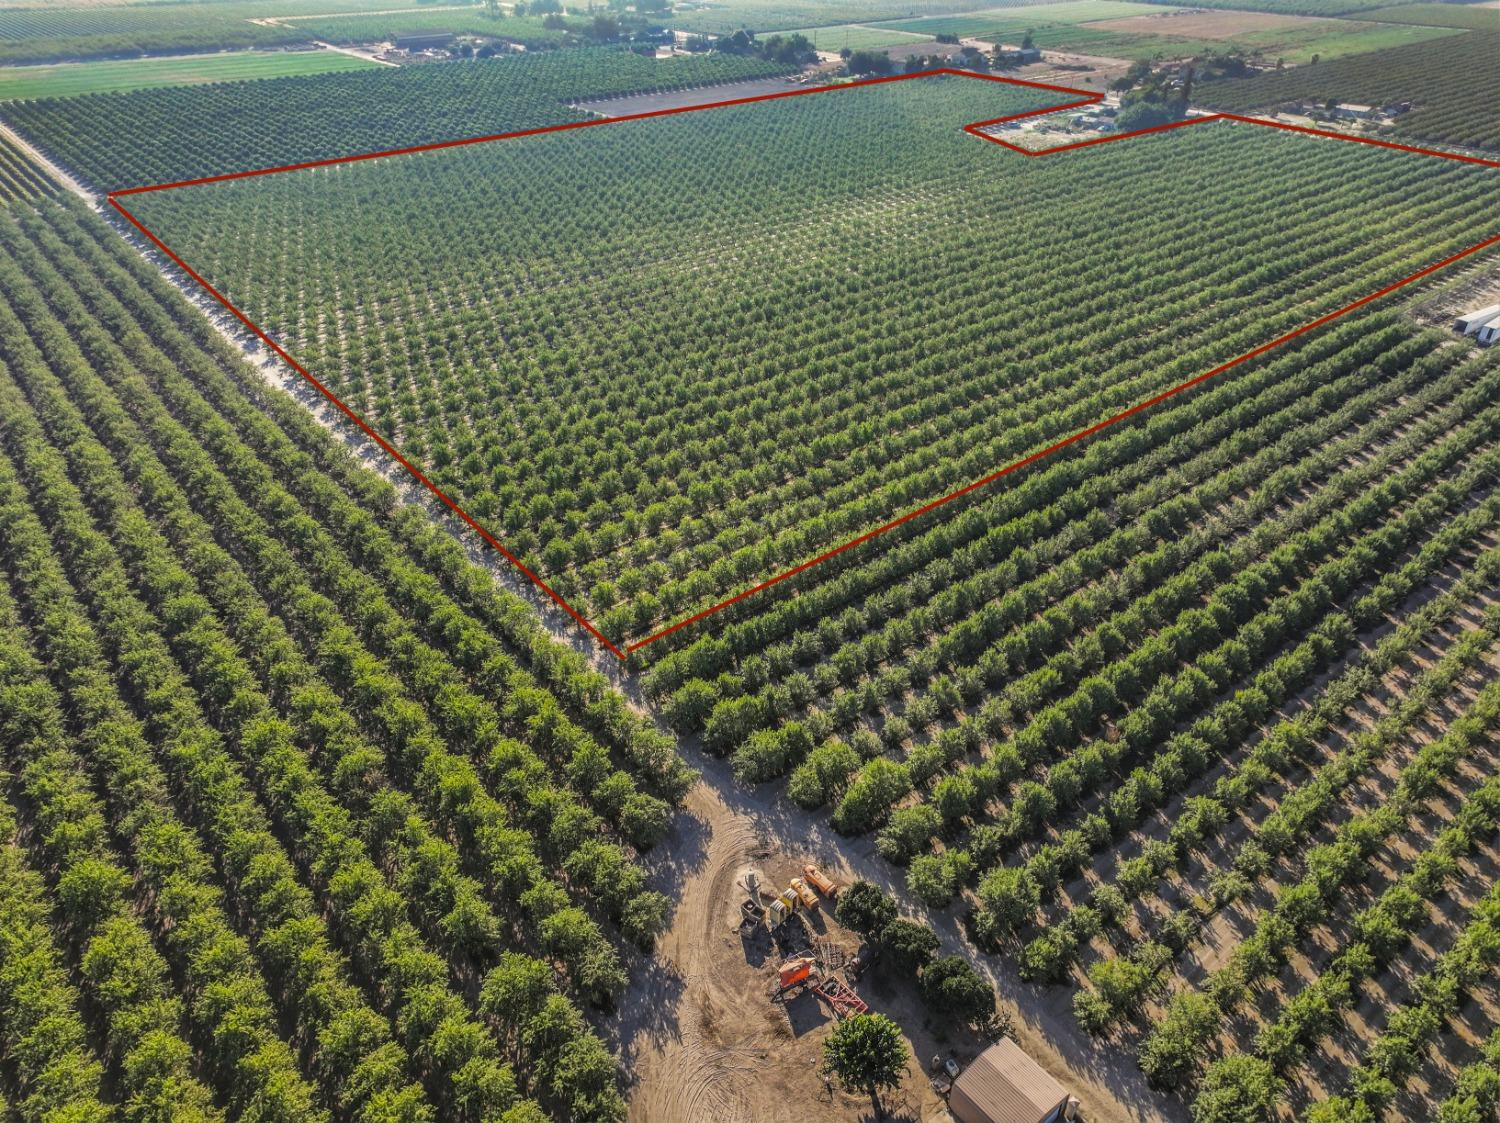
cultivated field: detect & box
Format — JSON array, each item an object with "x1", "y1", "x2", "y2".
[
  {"x1": 1147, "y1": 0, "x2": 1449, "y2": 15},
  {"x1": 665, "y1": 0, "x2": 1049, "y2": 33},
  {"x1": 1360, "y1": 1, "x2": 1500, "y2": 28},
  {"x1": 0, "y1": 186, "x2": 698, "y2": 1123},
  {"x1": 0, "y1": 3, "x2": 307, "y2": 64},
  {"x1": 2, "y1": 13, "x2": 1499, "y2": 1123},
  {"x1": 0, "y1": 47, "x2": 379, "y2": 101},
  {"x1": 786, "y1": 21, "x2": 937, "y2": 48},
  {"x1": 5, "y1": 48, "x2": 794, "y2": 187},
  {"x1": 284, "y1": 9, "x2": 574, "y2": 49},
  {"x1": 118, "y1": 74, "x2": 1500, "y2": 648},
  {"x1": 876, "y1": 1, "x2": 1456, "y2": 61},
  {"x1": 1198, "y1": 30, "x2": 1500, "y2": 150}
]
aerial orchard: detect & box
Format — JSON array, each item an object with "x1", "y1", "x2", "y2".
[
  {"x1": 6, "y1": 48, "x2": 795, "y2": 188},
  {"x1": 0, "y1": 193, "x2": 698, "y2": 1122},
  {"x1": 2, "y1": 44, "x2": 1496, "y2": 1122},
  {"x1": 120, "y1": 73, "x2": 1500, "y2": 653}
]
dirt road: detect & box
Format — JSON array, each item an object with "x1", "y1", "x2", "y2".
[
  {"x1": 615, "y1": 744, "x2": 1186, "y2": 1123},
  {"x1": 0, "y1": 117, "x2": 94, "y2": 203}
]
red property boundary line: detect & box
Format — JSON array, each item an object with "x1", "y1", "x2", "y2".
[{"x1": 106, "y1": 67, "x2": 1500, "y2": 662}]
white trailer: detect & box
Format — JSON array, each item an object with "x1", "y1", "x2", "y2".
[
  {"x1": 1455, "y1": 304, "x2": 1500, "y2": 334},
  {"x1": 1478, "y1": 314, "x2": 1500, "y2": 347}
]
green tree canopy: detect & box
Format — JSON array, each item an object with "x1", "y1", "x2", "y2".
[{"x1": 820, "y1": 1012, "x2": 909, "y2": 1117}]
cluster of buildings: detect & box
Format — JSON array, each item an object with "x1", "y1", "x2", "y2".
[
  {"x1": 1291, "y1": 99, "x2": 1412, "y2": 121},
  {"x1": 1070, "y1": 111, "x2": 1116, "y2": 132}
]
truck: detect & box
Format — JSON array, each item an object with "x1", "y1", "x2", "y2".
[
  {"x1": 803, "y1": 864, "x2": 838, "y2": 898},
  {"x1": 789, "y1": 877, "x2": 820, "y2": 910}
]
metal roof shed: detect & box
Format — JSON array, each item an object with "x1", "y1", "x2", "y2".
[
  {"x1": 949, "y1": 1040, "x2": 1076, "y2": 1123},
  {"x1": 1478, "y1": 314, "x2": 1500, "y2": 346},
  {"x1": 1456, "y1": 304, "x2": 1500, "y2": 334}
]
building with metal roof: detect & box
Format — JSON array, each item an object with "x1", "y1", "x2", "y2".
[{"x1": 948, "y1": 1039, "x2": 1078, "y2": 1123}]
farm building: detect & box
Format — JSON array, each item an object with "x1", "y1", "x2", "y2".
[
  {"x1": 392, "y1": 32, "x2": 454, "y2": 50},
  {"x1": 1478, "y1": 316, "x2": 1500, "y2": 346},
  {"x1": 1455, "y1": 304, "x2": 1500, "y2": 334},
  {"x1": 949, "y1": 1039, "x2": 1078, "y2": 1123}
]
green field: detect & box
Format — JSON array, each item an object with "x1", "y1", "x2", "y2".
[
  {"x1": 880, "y1": 0, "x2": 1175, "y2": 34},
  {"x1": 785, "y1": 21, "x2": 935, "y2": 48},
  {"x1": 1362, "y1": 1, "x2": 1500, "y2": 26},
  {"x1": 666, "y1": 0, "x2": 1050, "y2": 33},
  {"x1": 0, "y1": 47, "x2": 380, "y2": 100},
  {"x1": 109, "y1": 96, "x2": 1500, "y2": 1123},
  {"x1": 286, "y1": 9, "x2": 572, "y2": 48},
  {"x1": 0, "y1": 189, "x2": 690, "y2": 1123},
  {"x1": 1150, "y1": 0, "x2": 1459, "y2": 13},
  {"x1": 0, "y1": 3, "x2": 309, "y2": 63},
  {"x1": 1, "y1": 24, "x2": 1499, "y2": 1123},
  {"x1": 124, "y1": 74, "x2": 1500, "y2": 639},
  {"x1": 5, "y1": 48, "x2": 794, "y2": 187}
]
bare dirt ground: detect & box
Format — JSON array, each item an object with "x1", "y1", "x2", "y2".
[
  {"x1": 1014, "y1": 53, "x2": 1133, "y2": 93},
  {"x1": 614, "y1": 745, "x2": 1187, "y2": 1123},
  {"x1": 1405, "y1": 251, "x2": 1500, "y2": 334}
]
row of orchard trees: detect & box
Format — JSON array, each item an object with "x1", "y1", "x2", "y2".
[
  {"x1": 120, "y1": 76, "x2": 1500, "y2": 640},
  {"x1": 7, "y1": 47, "x2": 795, "y2": 188},
  {"x1": 652, "y1": 316, "x2": 1497, "y2": 901},
  {"x1": 0, "y1": 194, "x2": 694, "y2": 1121},
  {"x1": 1022, "y1": 548, "x2": 1500, "y2": 1002},
  {"x1": 633, "y1": 313, "x2": 1500, "y2": 1113}
]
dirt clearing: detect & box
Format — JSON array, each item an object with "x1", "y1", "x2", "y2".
[{"x1": 612, "y1": 746, "x2": 1187, "y2": 1123}]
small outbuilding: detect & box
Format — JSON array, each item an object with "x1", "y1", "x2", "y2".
[
  {"x1": 949, "y1": 1039, "x2": 1078, "y2": 1123},
  {"x1": 1478, "y1": 315, "x2": 1500, "y2": 347}
]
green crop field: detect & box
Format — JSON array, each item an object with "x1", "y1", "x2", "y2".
[
  {"x1": 785, "y1": 21, "x2": 936, "y2": 48},
  {"x1": 0, "y1": 4, "x2": 309, "y2": 64},
  {"x1": 0, "y1": 47, "x2": 379, "y2": 100},
  {"x1": 120, "y1": 74, "x2": 1500, "y2": 641},
  {"x1": 1362, "y1": 0, "x2": 1500, "y2": 26},
  {"x1": 285, "y1": 9, "x2": 572, "y2": 48},
  {"x1": 0, "y1": 189, "x2": 694, "y2": 1123},
  {"x1": 0, "y1": 0, "x2": 488, "y2": 63},
  {"x1": 665, "y1": 0, "x2": 1046, "y2": 33},
  {"x1": 1151, "y1": 0, "x2": 1457, "y2": 14},
  {"x1": 879, "y1": 0, "x2": 1175, "y2": 34},
  {"x1": 0, "y1": 134, "x2": 55, "y2": 201},
  {"x1": 102, "y1": 61, "x2": 1500, "y2": 1123}
]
